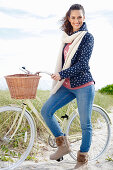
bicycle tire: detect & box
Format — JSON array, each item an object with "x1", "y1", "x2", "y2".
[
  {"x1": 66, "y1": 104, "x2": 111, "y2": 161},
  {"x1": 0, "y1": 106, "x2": 35, "y2": 170}
]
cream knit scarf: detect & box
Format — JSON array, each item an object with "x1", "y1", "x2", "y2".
[{"x1": 51, "y1": 30, "x2": 87, "y2": 95}]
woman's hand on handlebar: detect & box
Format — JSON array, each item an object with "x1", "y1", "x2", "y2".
[
  {"x1": 34, "y1": 71, "x2": 61, "y2": 81},
  {"x1": 51, "y1": 73, "x2": 61, "y2": 81}
]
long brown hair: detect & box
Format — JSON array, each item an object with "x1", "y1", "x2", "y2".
[{"x1": 61, "y1": 4, "x2": 85, "y2": 35}]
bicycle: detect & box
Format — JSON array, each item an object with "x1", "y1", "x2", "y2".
[{"x1": 0, "y1": 67, "x2": 111, "y2": 170}]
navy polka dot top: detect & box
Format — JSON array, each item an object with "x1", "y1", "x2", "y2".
[{"x1": 59, "y1": 22, "x2": 95, "y2": 88}]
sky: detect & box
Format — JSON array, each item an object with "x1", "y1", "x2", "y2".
[{"x1": 0, "y1": 0, "x2": 113, "y2": 90}]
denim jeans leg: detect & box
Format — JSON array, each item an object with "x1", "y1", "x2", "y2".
[
  {"x1": 75, "y1": 85, "x2": 95, "y2": 152},
  {"x1": 41, "y1": 86, "x2": 75, "y2": 137}
]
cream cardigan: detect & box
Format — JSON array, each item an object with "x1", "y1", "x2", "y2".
[{"x1": 51, "y1": 31, "x2": 87, "y2": 95}]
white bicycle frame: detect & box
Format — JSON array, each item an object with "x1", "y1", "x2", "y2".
[{"x1": 5, "y1": 66, "x2": 111, "y2": 142}]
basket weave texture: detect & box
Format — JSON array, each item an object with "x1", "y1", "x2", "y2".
[{"x1": 5, "y1": 74, "x2": 41, "y2": 99}]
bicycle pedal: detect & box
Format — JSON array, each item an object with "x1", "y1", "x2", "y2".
[{"x1": 56, "y1": 157, "x2": 63, "y2": 162}]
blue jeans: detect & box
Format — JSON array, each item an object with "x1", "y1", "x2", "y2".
[{"x1": 41, "y1": 85, "x2": 95, "y2": 152}]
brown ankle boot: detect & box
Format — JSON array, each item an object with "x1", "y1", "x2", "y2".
[
  {"x1": 50, "y1": 136, "x2": 71, "y2": 160},
  {"x1": 74, "y1": 150, "x2": 88, "y2": 169}
]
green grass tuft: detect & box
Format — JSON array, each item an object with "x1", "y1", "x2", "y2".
[{"x1": 99, "y1": 84, "x2": 113, "y2": 95}]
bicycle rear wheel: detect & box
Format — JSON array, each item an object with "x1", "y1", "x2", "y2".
[
  {"x1": 0, "y1": 106, "x2": 35, "y2": 170},
  {"x1": 66, "y1": 105, "x2": 111, "y2": 161}
]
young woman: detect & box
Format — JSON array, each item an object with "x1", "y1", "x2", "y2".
[{"x1": 41, "y1": 4, "x2": 95, "y2": 167}]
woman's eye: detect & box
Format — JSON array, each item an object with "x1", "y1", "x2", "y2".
[
  {"x1": 71, "y1": 16, "x2": 82, "y2": 20},
  {"x1": 78, "y1": 16, "x2": 82, "y2": 19}
]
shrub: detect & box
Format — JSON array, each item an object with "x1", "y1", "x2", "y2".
[{"x1": 99, "y1": 84, "x2": 113, "y2": 95}]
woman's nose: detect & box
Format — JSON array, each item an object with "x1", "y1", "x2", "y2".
[{"x1": 74, "y1": 18, "x2": 79, "y2": 23}]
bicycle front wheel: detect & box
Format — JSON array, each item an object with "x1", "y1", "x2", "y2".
[
  {"x1": 66, "y1": 105, "x2": 111, "y2": 161},
  {"x1": 0, "y1": 106, "x2": 35, "y2": 170}
]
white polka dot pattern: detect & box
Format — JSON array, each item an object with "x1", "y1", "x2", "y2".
[{"x1": 59, "y1": 23, "x2": 94, "y2": 88}]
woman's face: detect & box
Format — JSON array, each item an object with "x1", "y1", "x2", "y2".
[{"x1": 68, "y1": 10, "x2": 85, "y2": 32}]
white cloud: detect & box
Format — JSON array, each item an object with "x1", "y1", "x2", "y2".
[
  {"x1": 0, "y1": 33, "x2": 62, "y2": 76},
  {"x1": 88, "y1": 17, "x2": 113, "y2": 89},
  {"x1": 0, "y1": 12, "x2": 59, "y2": 35},
  {"x1": 0, "y1": 0, "x2": 66, "y2": 17},
  {"x1": 1, "y1": 0, "x2": 113, "y2": 16}
]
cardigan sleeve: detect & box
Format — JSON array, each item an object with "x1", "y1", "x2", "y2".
[{"x1": 59, "y1": 33, "x2": 94, "y2": 79}]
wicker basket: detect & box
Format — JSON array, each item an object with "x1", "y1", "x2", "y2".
[{"x1": 5, "y1": 74, "x2": 41, "y2": 99}]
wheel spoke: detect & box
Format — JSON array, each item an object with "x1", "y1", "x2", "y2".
[{"x1": 0, "y1": 106, "x2": 35, "y2": 169}]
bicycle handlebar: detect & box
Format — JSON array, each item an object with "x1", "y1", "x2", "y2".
[
  {"x1": 35, "y1": 71, "x2": 52, "y2": 76},
  {"x1": 20, "y1": 67, "x2": 53, "y2": 76}
]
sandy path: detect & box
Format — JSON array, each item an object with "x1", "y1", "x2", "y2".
[{"x1": 15, "y1": 111, "x2": 113, "y2": 170}]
